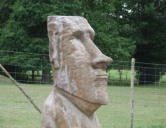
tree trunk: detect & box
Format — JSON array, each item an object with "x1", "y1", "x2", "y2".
[
  {"x1": 32, "y1": 70, "x2": 35, "y2": 83},
  {"x1": 41, "y1": 69, "x2": 50, "y2": 84},
  {"x1": 118, "y1": 69, "x2": 122, "y2": 85}
]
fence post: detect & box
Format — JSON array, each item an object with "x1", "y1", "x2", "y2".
[{"x1": 130, "y1": 58, "x2": 135, "y2": 128}]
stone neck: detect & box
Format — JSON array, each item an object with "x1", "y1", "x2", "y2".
[{"x1": 55, "y1": 87, "x2": 101, "y2": 117}]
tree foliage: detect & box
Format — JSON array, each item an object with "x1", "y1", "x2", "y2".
[
  {"x1": 0, "y1": 0, "x2": 136, "y2": 82},
  {"x1": 119, "y1": 0, "x2": 166, "y2": 84}
]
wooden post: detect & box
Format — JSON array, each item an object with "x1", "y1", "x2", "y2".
[
  {"x1": 0, "y1": 64, "x2": 41, "y2": 114},
  {"x1": 130, "y1": 58, "x2": 135, "y2": 128}
]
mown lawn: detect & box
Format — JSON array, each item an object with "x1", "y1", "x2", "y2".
[
  {"x1": 0, "y1": 79, "x2": 166, "y2": 128},
  {"x1": 107, "y1": 69, "x2": 166, "y2": 86}
]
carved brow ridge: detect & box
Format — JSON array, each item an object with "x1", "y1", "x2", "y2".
[{"x1": 72, "y1": 29, "x2": 95, "y2": 39}]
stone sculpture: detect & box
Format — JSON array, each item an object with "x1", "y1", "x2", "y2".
[{"x1": 41, "y1": 16, "x2": 113, "y2": 128}]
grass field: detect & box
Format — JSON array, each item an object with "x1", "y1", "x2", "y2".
[{"x1": 0, "y1": 76, "x2": 166, "y2": 128}]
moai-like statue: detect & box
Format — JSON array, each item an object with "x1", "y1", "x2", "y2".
[{"x1": 41, "y1": 16, "x2": 112, "y2": 128}]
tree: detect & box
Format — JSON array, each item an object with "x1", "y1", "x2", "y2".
[
  {"x1": 120, "y1": 0, "x2": 166, "y2": 84},
  {"x1": 0, "y1": 0, "x2": 136, "y2": 83},
  {"x1": 0, "y1": 0, "x2": 53, "y2": 82}
]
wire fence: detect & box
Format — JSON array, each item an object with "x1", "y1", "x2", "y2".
[
  {"x1": 0, "y1": 50, "x2": 166, "y2": 128},
  {"x1": 108, "y1": 60, "x2": 166, "y2": 86},
  {"x1": 0, "y1": 50, "x2": 52, "y2": 84},
  {"x1": 1, "y1": 50, "x2": 166, "y2": 86}
]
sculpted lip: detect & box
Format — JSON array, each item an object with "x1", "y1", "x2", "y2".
[
  {"x1": 95, "y1": 71, "x2": 108, "y2": 79},
  {"x1": 95, "y1": 75, "x2": 108, "y2": 87},
  {"x1": 96, "y1": 75, "x2": 108, "y2": 79},
  {"x1": 95, "y1": 74, "x2": 108, "y2": 80}
]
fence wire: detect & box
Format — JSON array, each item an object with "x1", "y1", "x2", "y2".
[{"x1": 0, "y1": 50, "x2": 166, "y2": 128}]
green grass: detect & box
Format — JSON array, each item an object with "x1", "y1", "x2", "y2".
[
  {"x1": 97, "y1": 85, "x2": 166, "y2": 128},
  {"x1": 0, "y1": 80, "x2": 166, "y2": 128},
  {"x1": 160, "y1": 73, "x2": 166, "y2": 83},
  {"x1": 0, "y1": 75, "x2": 12, "y2": 85},
  {"x1": 107, "y1": 69, "x2": 131, "y2": 80},
  {"x1": 108, "y1": 69, "x2": 166, "y2": 86}
]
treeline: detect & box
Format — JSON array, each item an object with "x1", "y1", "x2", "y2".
[{"x1": 0, "y1": 0, "x2": 166, "y2": 84}]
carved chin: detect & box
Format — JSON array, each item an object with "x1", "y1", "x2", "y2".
[
  {"x1": 56, "y1": 87, "x2": 101, "y2": 116},
  {"x1": 96, "y1": 94, "x2": 109, "y2": 105},
  {"x1": 95, "y1": 85, "x2": 109, "y2": 105}
]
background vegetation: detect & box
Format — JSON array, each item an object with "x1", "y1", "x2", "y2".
[
  {"x1": 0, "y1": 0, "x2": 166, "y2": 85},
  {"x1": 0, "y1": 1, "x2": 166, "y2": 127}
]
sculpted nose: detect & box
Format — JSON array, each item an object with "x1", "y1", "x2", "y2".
[{"x1": 92, "y1": 54, "x2": 113, "y2": 69}]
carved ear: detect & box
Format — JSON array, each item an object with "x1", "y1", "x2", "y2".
[{"x1": 48, "y1": 25, "x2": 60, "y2": 70}]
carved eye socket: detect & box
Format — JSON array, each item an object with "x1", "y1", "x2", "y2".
[
  {"x1": 73, "y1": 31, "x2": 83, "y2": 39},
  {"x1": 54, "y1": 31, "x2": 58, "y2": 35},
  {"x1": 73, "y1": 30, "x2": 94, "y2": 40}
]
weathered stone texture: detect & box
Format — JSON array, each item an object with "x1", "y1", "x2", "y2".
[{"x1": 41, "y1": 16, "x2": 112, "y2": 128}]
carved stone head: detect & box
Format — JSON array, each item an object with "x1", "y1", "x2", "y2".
[{"x1": 48, "y1": 16, "x2": 112, "y2": 106}]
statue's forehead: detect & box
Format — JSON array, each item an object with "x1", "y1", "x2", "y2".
[{"x1": 48, "y1": 16, "x2": 94, "y2": 34}]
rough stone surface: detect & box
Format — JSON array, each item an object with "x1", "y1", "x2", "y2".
[{"x1": 41, "y1": 16, "x2": 112, "y2": 128}]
